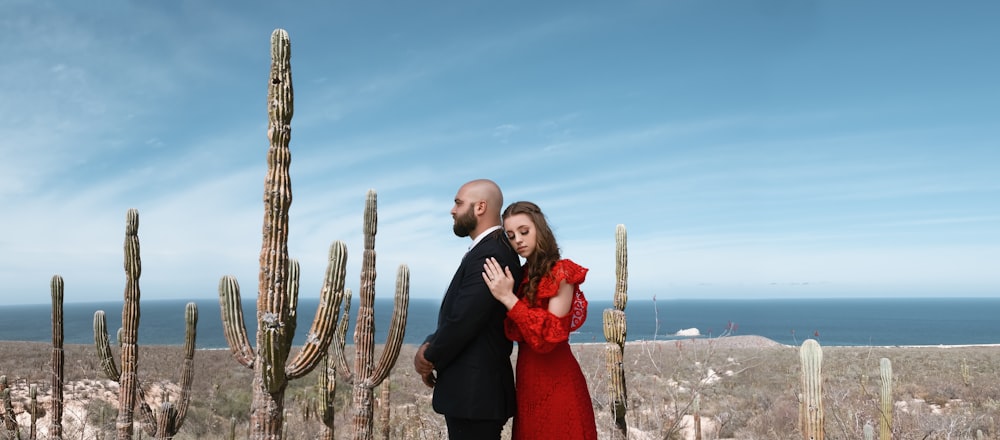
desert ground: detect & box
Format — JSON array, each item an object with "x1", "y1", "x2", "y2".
[{"x1": 2, "y1": 336, "x2": 999, "y2": 439}]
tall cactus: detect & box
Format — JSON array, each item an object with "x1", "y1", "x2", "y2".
[
  {"x1": 93, "y1": 209, "x2": 200, "y2": 439},
  {"x1": 603, "y1": 224, "x2": 629, "y2": 439},
  {"x1": 91, "y1": 208, "x2": 142, "y2": 439},
  {"x1": 329, "y1": 190, "x2": 410, "y2": 440},
  {"x1": 879, "y1": 358, "x2": 893, "y2": 440},
  {"x1": 50, "y1": 275, "x2": 65, "y2": 440},
  {"x1": 799, "y1": 339, "x2": 823, "y2": 440},
  {"x1": 216, "y1": 28, "x2": 348, "y2": 440}
]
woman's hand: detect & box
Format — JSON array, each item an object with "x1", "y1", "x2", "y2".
[{"x1": 482, "y1": 257, "x2": 518, "y2": 310}]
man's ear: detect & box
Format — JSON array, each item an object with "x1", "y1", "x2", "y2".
[{"x1": 475, "y1": 200, "x2": 488, "y2": 215}]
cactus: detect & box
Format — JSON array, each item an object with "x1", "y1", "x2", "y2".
[
  {"x1": 863, "y1": 423, "x2": 874, "y2": 440},
  {"x1": 799, "y1": 339, "x2": 823, "y2": 440},
  {"x1": 50, "y1": 275, "x2": 65, "y2": 440},
  {"x1": 93, "y1": 209, "x2": 200, "y2": 439},
  {"x1": 318, "y1": 290, "x2": 352, "y2": 440},
  {"x1": 91, "y1": 208, "x2": 142, "y2": 439},
  {"x1": 603, "y1": 224, "x2": 629, "y2": 439},
  {"x1": 692, "y1": 392, "x2": 702, "y2": 440},
  {"x1": 377, "y1": 378, "x2": 391, "y2": 440},
  {"x1": 28, "y1": 385, "x2": 37, "y2": 440},
  {"x1": 216, "y1": 28, "x2": 349, "y2": 440},
  {"x1": 0, "y1": 376, "x2": 17, "y2": 438},
  {"x1": 879, "y1": 358, "x2": 892, "y2": 440},
  {"x1": 327, "y1": 190, "x2": 410, "y2": 440}
]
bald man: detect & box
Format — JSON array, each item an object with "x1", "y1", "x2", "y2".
[{"x1": 414, "y1": 179, "x2": 524, "y2": 440}]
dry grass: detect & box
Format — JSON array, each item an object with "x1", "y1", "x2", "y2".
[{"x1": 2, "y1": 337, "x2": 999, "y2": 439}]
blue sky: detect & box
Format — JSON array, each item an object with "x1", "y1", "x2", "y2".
[{"x1": 2, "y1": 1, "x2": 998, "y2": 306}]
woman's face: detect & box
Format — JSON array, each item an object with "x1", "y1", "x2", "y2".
[{"x1": 503, "y1": 213, "x2": 537, "y2": 259}]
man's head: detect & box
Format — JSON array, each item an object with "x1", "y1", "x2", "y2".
[{"x1": 451, "y1": 179, "x2": 504, "y2": 238}]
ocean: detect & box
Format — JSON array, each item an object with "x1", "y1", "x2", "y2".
[{"x1": 2, "y1": 297, "x2": 1000, "y2": 348}]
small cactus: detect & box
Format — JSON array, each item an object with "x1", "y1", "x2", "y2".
[
  {"x1": 799, "y1": 339, "x2": 823, "y2": 440},
  {"x1": 0, "y1": 376, "x2": 17, "y2": 436},
  {"x1": 879, "y1": 358, "x2": 892, "y2": 440},
  {"x1": 28, "y1": 385, "x2": 37, "y2": 440},
  {"x1": 603, "y1": 224, "x2": 629, "y2": 439},
  {"x1": 50, "y1": 276, "x2": 66, "y2": 440}
]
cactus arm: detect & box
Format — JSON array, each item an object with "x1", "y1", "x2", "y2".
[
  {"x1": 331, "y1": 289, "x2": 354, "y2": 383},
  {"x1": 614, "y1": 224, "x2": 628, "y2": 311},
  {"x1": 51, "y1": 275, "x2": 65, "y2": 439},
  {"x1": 155, "y1": 402, "x2": 178, "y2": 439},
  {"x1": 135, "y1": 386, "x2": 158, "y2": 436},
  {"x1": 173, "y1": 302, "x2": 199, "y2": 426},
  {"x1": 287, "y1": 242, "x2": 349, "y2": 380},
  {"x1": 93, "y1": 311, "x2": 122, "y2": 381},
  {"x1": 285, "y1": 259, "x2": 300, "y2": 349},
  {"x1": 369, "y1": 265, "x2": 410, "y2": 386},
  {"x1": 318, "y1": 351, "x2": 339, "y2": 440},
  {"x1": 218, "y1": 276, "x2": 255, "y2": 368}
]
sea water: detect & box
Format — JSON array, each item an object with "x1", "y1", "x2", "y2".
[{"x1": 2, "y1": 297, "x2": 1000, "y2": 348}]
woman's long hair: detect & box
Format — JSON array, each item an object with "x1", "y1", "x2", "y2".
[{"x1": 503, "y1": 201, "x2": 560, "y2": 306}]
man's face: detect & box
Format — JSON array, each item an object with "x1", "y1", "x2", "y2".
[{"x1": 452, "y1": 201, "x2": 477, "y2": 238}]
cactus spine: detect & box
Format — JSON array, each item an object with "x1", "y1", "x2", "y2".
[
  {"x1": 51, "y1": 275, "x2": 65, "y2": 440},
  {"x1": 328, "y1": 190, "x2": 410, "y2": 440},
  {"x1": 93, "y1": 209, "x2": 200, "y2": 439},
  {"x1": 216, "y1": 28, "x2": 348, "y2": 440},
  {"x1": 603, "y1": 224, "x2": 629, "y2": 439},
  {"x1": 799, "y1": 339, "x2": 823, "y2": 440},
  {"x1": 879, "y1": 358, "x2": 892, "y2": 440}
]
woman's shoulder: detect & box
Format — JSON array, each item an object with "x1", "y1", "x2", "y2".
[
  {"x1": 552, "y1": 259, "x2": 588, "y2": 284},
  {"x1": 534, "y1": 259, "x2": 588, "y2": 299}
]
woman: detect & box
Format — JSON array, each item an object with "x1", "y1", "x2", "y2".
[{"x1": 482, "y1": 201, "x2": 597, "y2": 440}]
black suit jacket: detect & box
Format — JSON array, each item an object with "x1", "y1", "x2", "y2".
[{"x1": 423, "y1": 228, "x2": 524, "y2": 420}]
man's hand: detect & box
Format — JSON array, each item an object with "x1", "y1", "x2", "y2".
[
  {"x1": 421, "y1": 371, "x2": 437, "y2": 388},
  {"x1": 414, "y1": 342, "x2": 436, "y2": 387}
]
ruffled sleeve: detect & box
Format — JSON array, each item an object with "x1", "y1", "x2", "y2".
[
  {"x1": 503, "y1": 259, "x2": 590, "y2": 352},
  {"x1": 504, "y1": 300, "x2": 569, "y2": 353}
]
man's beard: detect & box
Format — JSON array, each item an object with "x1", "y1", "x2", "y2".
[{"x1": 453, "y1": 206, "x2": 477, "y2": 238}]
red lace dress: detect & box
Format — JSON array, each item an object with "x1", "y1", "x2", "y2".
[{"x1": 505, "y1": 259, "x2": 597, "y2": 440}]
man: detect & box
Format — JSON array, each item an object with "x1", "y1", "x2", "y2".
[{"x1": 414, "y1": 179, "x2": 524, "y2": 440}]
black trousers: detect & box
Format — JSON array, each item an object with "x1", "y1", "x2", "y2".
[{"x1": 444, "y1": 416, "x2": 507, "y2": 440}]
